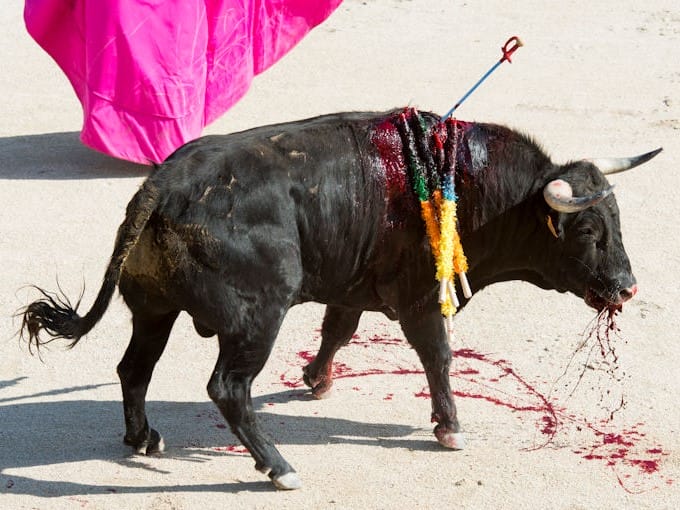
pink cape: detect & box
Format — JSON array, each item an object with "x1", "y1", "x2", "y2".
[{"x1": 24, "y1": 0, "x2": 342, "y2": 164}]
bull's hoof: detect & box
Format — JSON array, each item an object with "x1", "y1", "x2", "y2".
[
  {"x1": 302, "y1": 368, "x2": 313, "y2": 388},
  {"x1": 302, "y1": 366, "x2": 333, "y2": 399},
  {"x1": 434, "y1": 427, "x2": 465, "y2": 450},
  {"x1": 145, "y1": 430, "x2": 165, "y2": 454},
  {"x1": 272, "y1": 471, "x2": 302, "y2": 490},
  {"x1": 311, "y1": 383, "x2": 333, "y2": 399},
  {"x1": 125, "y1": 428, "x2": 165, "y2": 455}
]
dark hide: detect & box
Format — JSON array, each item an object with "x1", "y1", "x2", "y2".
[{"x1": 20, "y1": 109, "x2": 651, "y2": 488}]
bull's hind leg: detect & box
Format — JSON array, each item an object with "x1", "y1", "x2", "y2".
[
  {"x1": 117, "y1": 308, "x2": 179, "y2": 454},
  {"x1": 208, "y1": 311, "x2": 301, "y2": 490},
  {"x1": 400, "y1": 308, "x2": 464, "y2": 450},
  {"x1": 302, "y1": 305, "x2": 362, "y2": 398}
]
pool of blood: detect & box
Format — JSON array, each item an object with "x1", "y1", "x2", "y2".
[{"x1": 277, "y1": 328, "x2": 672, "y2": 493}]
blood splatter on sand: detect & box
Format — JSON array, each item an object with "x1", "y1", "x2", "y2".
[
  {"x1": 277, "y1": 327, "x2": 671, "y2": 493},
  {"x1": 213, "y1": 444, "x2": 249, "y2": 455}
]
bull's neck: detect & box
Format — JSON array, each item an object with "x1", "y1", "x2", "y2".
[
  {"x1": 370, "y1": 109, "x2": 552, "y2": 283},
  {"x1": 370, "y1": 108, "x2": 475, "y2": 227},
  {"x1": 454, "y1": 123, "x2": 554, "y2": 282}
]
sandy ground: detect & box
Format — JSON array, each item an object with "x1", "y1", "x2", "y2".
[{"x1": 1, "y1": 1, "x2": 679, "y2": 508}]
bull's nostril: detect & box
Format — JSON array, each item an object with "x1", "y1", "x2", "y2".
[{"x1": 619, "y1": 286, "x2": 636, "y2": 302}]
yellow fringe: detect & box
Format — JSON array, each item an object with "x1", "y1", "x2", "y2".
[
  {"x1": 420, "y1": 193, "x2": 469, "y2": 319},
  {"x1": 451, "y1": 206, "x2": 468, "y2": 274},
  {"x1": 441, "y1": 298, "x2": 456, "y2": 317},
  {"x1": 436, "y1": 200, "x2": 456, "y2": 282}
]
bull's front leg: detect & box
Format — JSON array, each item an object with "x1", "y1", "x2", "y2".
[
  {"x1": 400, "y1": 307, "x2": 465, "y2": 450},
  {"x1": 302, "y1": 305, "x2": 362, "y2": 398}
]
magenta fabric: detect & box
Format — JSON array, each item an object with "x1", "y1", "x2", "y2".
[{"x1": 24, "y1": 0, "x2": 342, "y2": 164}]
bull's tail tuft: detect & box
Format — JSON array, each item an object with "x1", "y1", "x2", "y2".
[
  {"x1": 19, "y1": 177, "x2": 160, "y2": 354},
  {"x1": 20, "y1": 286, "x2": 86, "y2": 353}
]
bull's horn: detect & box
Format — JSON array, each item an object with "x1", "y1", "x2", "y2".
[
  {"x1": 587, "y1": 147, "x2": 663, "y2": 175},
  {"x1": 543, "y1": 179, "x2": 615, "y2": 213}
]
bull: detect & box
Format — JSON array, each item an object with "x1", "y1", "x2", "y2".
[{"x1": 20, "y1": 108, "x2": 661, "y2": 490}]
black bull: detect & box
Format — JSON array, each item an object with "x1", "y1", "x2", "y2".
[{"x1": 21, "y1": 109, "x2": 661, "y2": 489}]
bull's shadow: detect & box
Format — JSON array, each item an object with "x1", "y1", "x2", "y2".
[
  {"x1": 0, "y1": 379, "x2": 430, "y2": 497},
  {"x1": 0, "y1": 132, "x2": 147, "y2": 180}
]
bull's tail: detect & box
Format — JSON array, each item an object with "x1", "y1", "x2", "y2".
[{"x1": 20, "y1": 177, "x2": 160, "y2": 352}]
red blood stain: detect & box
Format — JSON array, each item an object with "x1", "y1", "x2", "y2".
[
  {"x1": 214, "y1": 444, "x2": 249, "y2": 455},
  {"x1": 371, "y1": 120, "x2": 408, "y2": 198},
  {"x1": 453, "y1": 347, "x2": 489, "y2": 361},
  {"x1": 68, "y1": 497, "x2": 89, "y2": 508},
  {"x1": 297, "y1": 350, "x2": 316, "y2": 364},
  {"x1": 631, "y1": 459, "x2": 659, "y2": 474},
  {"x1": 278, "y1": 330, "x2": 672, "y2": 492},
  {"x1": 603, "y1": 433, "x2": 634, "y2": 447},
  {"x1": 280, "y1": 372, "x2": 305, "y2": 388},
  {"x1": 364, "y1": 335, "x2": 403, "y2": 346},
  {"x1": 458, "y1": 368, "x2": 480, "y2": 375}
]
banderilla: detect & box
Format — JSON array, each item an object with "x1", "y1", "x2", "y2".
[{"x1": 442, "y1": 36, "x2": 523, "y2": 120}]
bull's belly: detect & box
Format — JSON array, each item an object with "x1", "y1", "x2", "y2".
[
  {"x1": 297, "y1": 277, "x2": 397, "y2": 318},
  {"x1": 121, "y1": 220, "x2": 401, "y2": 327}
]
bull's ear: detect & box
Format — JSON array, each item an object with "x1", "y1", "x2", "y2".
[{"x1": 546, "y1": 211, "x2": 564, "y2": 239}]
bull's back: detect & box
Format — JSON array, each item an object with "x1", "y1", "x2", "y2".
[{"x1": 125, "y1": 112, "x2": 393, "y2": 307}]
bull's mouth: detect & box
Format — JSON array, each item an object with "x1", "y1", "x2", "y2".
[{"x1": 584, "y1": 289, "x2": 622, "y2": 313}]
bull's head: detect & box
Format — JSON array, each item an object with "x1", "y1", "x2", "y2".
[{"x1": 541, "y1": 148, "x2": 661, "y2": 312}]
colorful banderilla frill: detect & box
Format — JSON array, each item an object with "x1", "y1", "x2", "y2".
[{"x1": 396, "y1": 109, "x2": 472, "y2": 335}]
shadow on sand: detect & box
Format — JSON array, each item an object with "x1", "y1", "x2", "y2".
[
  {"x1": 0, "y1": 379, "x2": 437, "y2": 497},
  {"x1": 0, "y1": 132, "x2": 148, "y2": 180}
]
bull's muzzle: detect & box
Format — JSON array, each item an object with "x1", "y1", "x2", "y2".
[{"x1": 586, "y1": 277, "x2": 637, "y2": 311}]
